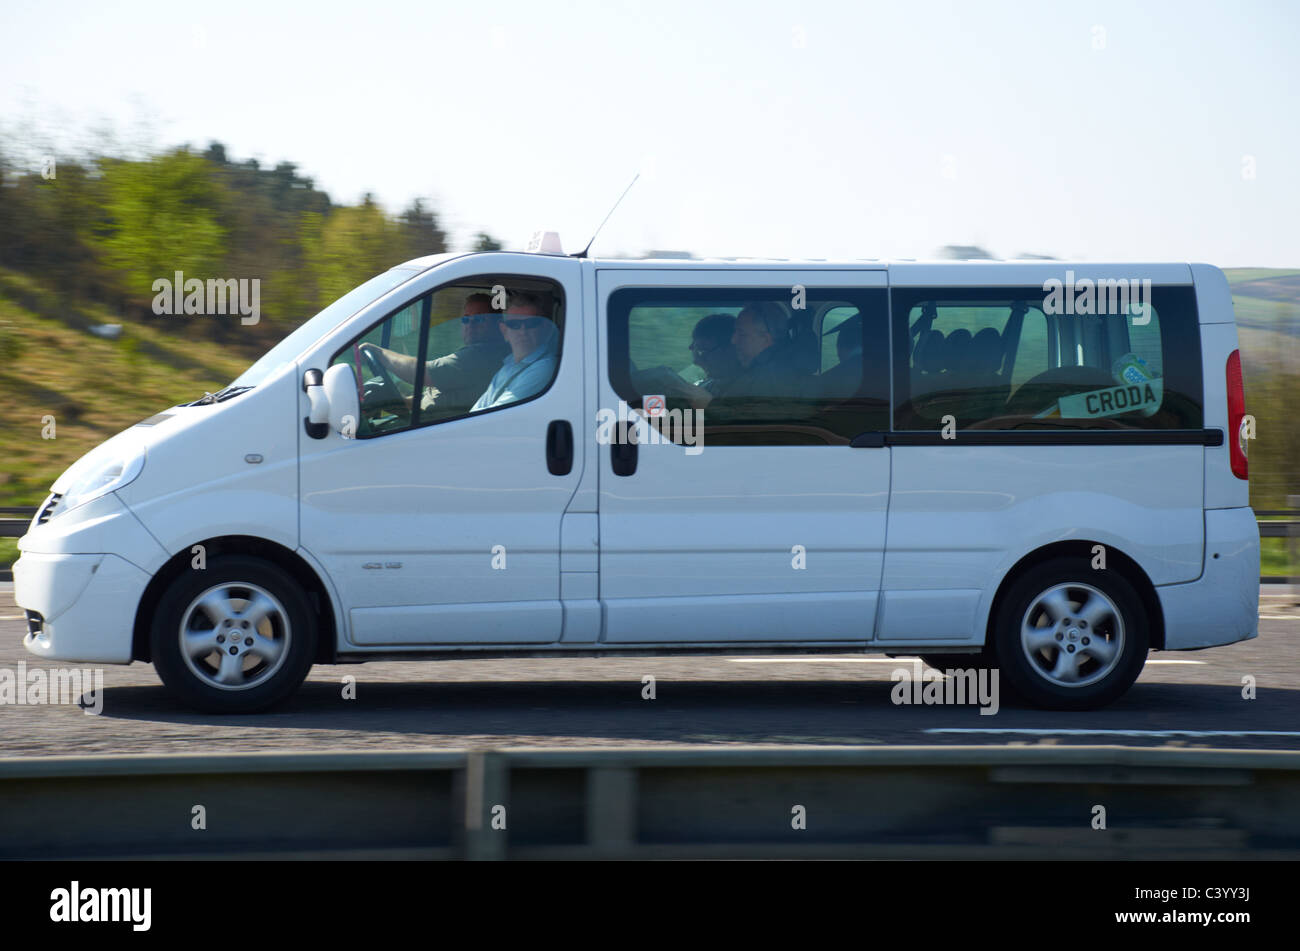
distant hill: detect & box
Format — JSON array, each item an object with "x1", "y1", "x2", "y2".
[
  {"x1": 1, "y1": 267, "x2": 251, "y2": 507},
  {"x1": 1224, "y1": 269, "x2": 1300, "y2": 372}
]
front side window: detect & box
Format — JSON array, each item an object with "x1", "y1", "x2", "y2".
[
  {"x1": 608, "y1": 286, "x2": 889, "y2": 445},
  {"x1": 233, "y1": 266, "x2": 420, "y2": 388},
  {"x1": 892, "y1": 285, "x2": 1202, "y2": 431},
  {"x1": 333, "y1": 275, "x2": 564, "y2": 438}
]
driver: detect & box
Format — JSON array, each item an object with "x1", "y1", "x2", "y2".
[
  {"x1": 470, "y1": 291, "x2": 559, "y2": 411},
  {"x1": 359, "y1": 292, "x2": 508, "y2": 413}
]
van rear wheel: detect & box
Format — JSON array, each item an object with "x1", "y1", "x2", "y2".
[
  {"x1": 994, "y1": 556, "x2": 1148, "y2": 710},
  {"x1": 151, "y1": 555, "x2": 317, "y2": 713}
]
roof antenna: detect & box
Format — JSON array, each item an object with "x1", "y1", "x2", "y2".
[{"x1": 574, "y1": 173, "x2": 639, "y2": 258}]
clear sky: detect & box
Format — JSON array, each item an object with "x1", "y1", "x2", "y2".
[{"x1": 3, "y1": 0, "x2": 1298, "y2": 265}]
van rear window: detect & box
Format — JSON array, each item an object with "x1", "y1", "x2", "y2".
[{"x1": 891, "y1": 285, "x2": 1203, "y2": 431}]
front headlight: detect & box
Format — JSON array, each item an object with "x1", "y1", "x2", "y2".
[{"x1": 56, "y1": 445, "x2": 146, "y2": 516}]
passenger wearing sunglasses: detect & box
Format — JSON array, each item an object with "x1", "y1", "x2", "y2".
[
  {"x1": 360, "y1": 292, "x2": 508, "y2": 412},
  {"x1": 470, "y1": 291, "x2": 560, "y2": 412},
  {"x1": 689, "y1": 313, "x2": 743, "y2": 395},
  {"x1": 627, "y1": 313, "x2": 741, "y2": 408},
  {"x1": 686, "y1": 301, "x2": 816, "y2": 423}
]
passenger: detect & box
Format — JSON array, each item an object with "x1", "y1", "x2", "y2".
[
  {"x1": 685, "y1": 301, "x2": 812, "y2": 423},
  {"x1": 689, "y1": 313, "x2": 743, "y2": 395},
  {"x1": 715, "y1": 301, "x2": 807, "y2": 399},
  {"x1": 422, "y1": 292, "x2": 510, "y2": 409},
  {"x1": 470, "y1": 291, "x2": 560, "y2": 411},
  {"x1": 359, "y1": 292, "x2": 508, "y2": 412},
  {"x1": 819, "y1": 312, "x2": 864, "y2": 396},
  {"x1": 632, "y1": 303, "x2": 803, "y2": 417}
]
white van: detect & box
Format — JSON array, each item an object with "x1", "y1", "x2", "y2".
[{"x1": 14, "y1": 249, "x2": 1259, "y2": 712}]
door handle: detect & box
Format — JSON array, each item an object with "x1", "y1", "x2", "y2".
[
  {"x1": 611, "y1": 422, "x2": 638, "y2": 476},
  {"x1": 546, "y1": 420, "x2": 574, "y2": 476}
]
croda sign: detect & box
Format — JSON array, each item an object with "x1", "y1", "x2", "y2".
[{"x1": 1059, "y1": 379, "x2": 1163, "y2": 418}]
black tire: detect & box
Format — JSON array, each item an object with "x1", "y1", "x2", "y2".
[
  {"x1": 993, "y1": 556, "x2": 1148, "y2": 710},
  {"x1": 150, "y1": 555, "x2": 317, "y2": 713}
]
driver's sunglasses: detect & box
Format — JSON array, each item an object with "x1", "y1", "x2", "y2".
[
  {"x1": 502, "y1": 317, "x2": 546, "y2": 330},
  {"x1": 461, "y1": 314, "x2": 499, "y2": 325},
  {"x1": 689, "y1": 339, "x2": 722, "y2": 355}
]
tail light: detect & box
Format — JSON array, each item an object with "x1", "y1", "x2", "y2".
[{"x1": 1226, "y1": 349, "x2": 1247, "y2": 480}]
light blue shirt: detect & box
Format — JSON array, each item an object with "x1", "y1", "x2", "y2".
[{"x1": 470, "y1": 339, "x2": 558, "y2": 412}]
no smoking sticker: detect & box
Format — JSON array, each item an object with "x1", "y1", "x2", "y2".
[{"x1": 644, "y1": 395, "x2": 666, "y2": 417}]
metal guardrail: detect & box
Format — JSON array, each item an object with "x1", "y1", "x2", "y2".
[
  {"x1": 1258, "y1": 522, "x2": 1299, "y2": 538},
  {"x1": 1, "y1": 746, "x2": 1297, "y2": 859},
  {"x1": 0, "y1": 507, "x2": 35, "y2": 538}
]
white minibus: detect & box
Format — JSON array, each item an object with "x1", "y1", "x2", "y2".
[{"x1": 14, "y1": 247, "x2": 1260, "y2": 711}]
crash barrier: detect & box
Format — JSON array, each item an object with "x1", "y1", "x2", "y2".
[
  {"x1": 0, "y1": 508, "x2": 35, "y2": 538},
  {"x1": 1, "y1": 745, "x2": 1298, "y2": 859}
]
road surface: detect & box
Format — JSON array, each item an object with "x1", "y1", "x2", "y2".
[{"x1": 1, "y1": 584, "x2": 1295, "y2": 756}]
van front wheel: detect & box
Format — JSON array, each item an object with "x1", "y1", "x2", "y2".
[
  {"x1": 994, "y1": 557, "x2": 1148, "y2": 710},
  {"x1": 151, "y1": 555, "x2": 317, "y2": 713}
]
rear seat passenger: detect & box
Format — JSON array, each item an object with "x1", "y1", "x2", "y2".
[{"x1": 911, "y1": 329, "x2": 947, "y2": 394}]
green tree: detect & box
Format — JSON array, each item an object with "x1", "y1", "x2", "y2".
[
  {"x1": 201, "y1": 142, "x2": 332, "y2": 345},
  {"x1": 307, "y1": 195, "x2": 401, "y2": 305},
  {"x1": 93, "y1": 149, "x2": 227, "y2": 311},
  {"x1": 396, "y1": 198, "x2": 447, "y2": 260}
]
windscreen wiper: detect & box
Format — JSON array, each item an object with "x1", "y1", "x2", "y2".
[{"x1": 188, "y1": 385, "x2": 253, "y2": 406}]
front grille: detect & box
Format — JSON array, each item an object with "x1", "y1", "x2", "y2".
[
  {"x1": 25, "y1": 610, "x2": 43, "y2": 637},
  {"x1": 35, "y1": 493, "x2": 62, "y2": 525}
]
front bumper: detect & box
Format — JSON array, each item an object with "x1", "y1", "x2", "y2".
[
  {"x1": 14, "y1": 552, "x2": 148, "y2": 664},
  {"x1": 1157, "y1": 506, "x2": 1260, "y2": 650}
]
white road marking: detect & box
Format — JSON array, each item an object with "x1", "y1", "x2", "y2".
[
  {"x1": 728, "y1": 657, "x2": 1201, "y2": 665},
  {"x1": 0, "y1": 615, "x2": 24, "y2": 620},
  {"x1": 728, "y1": 658, "x2": 907, "y2": 664},
  {"x1": 929, "y1": 728, "x2": 1300, "y2": 737},
  {"x1": 727, "y1": 658, "x2": 1206, "y2": 665}
]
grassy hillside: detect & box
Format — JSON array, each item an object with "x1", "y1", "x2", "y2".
[
  {"x1": 1227, "y1": 268, "x2": 1300, "y2": 285},
  {"x1": 0, "y1": 267, "x2": 253, "y2": 504},
  {"x1": 1229, "y1": 270, "x2": 1300, "y2": 374}
]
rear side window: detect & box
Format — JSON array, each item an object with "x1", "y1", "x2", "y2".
[
  {"x1": 892, "y1": 285, "x2": 1202, "y2": 431},
  {"x1": 608, "y1": 286, "x2": 889, "y2": 445}
]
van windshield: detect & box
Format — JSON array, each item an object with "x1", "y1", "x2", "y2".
[{"x1": 229, "y1": 267, "x2": 422, "y2": 389}]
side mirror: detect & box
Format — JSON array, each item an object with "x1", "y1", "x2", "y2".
[
  {"x1": 303, "y1": 365, "x2": 360, "y2": 440},
  {"x1": 303, "y1": 368, "x2": 329, "y2": 439},
  {"x1": 323, "y1": 363, "x2": 360, "y2": 439}
]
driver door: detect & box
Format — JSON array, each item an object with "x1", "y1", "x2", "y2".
[{"x1": 297, "y1": 259, "x2": 584, "y2": 646}]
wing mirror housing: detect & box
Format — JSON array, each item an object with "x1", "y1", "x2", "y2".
[{"x1": 303, "y1": 365, "x2": 361, "y2": 439}]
